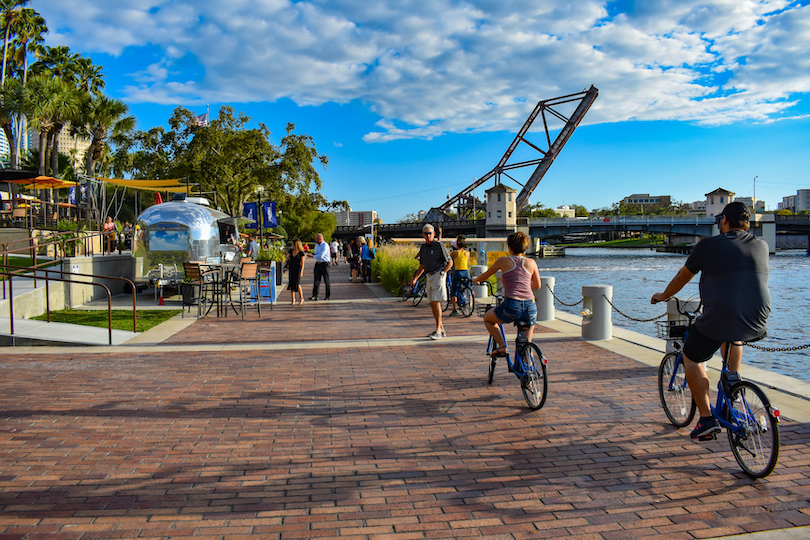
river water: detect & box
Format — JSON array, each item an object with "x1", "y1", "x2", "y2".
[{"x1": 535, "y1": 248, "x2": 810, "y2": 382}]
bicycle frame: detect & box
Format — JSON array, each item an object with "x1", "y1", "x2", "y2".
[{"x1": 487, "y1": 323, "x2": 528, "y2": 375}]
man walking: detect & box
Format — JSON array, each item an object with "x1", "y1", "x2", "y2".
[
  {"x1": 310, "y1": 233, "x2": 331, "y2": 301},
  {"x1": 651, "y1": 202, "x2": 770, "y2": 440},
  {"x1": 409, "y1": 224, "x2": 453, "y2": 339}
]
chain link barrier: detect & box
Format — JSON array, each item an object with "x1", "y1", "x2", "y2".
[
  {"x1": 744, "y1": 341, "x2": 810, "y2": 352},
  {"x1": 545, "y1": 283, "x2": 582, "y2": 307},
  {"x1": 602, "y1": 294, "x2": 667, "y2": 323},
  {"x1": 547, "y1": 287, "x2": 810, "y2": 351}
]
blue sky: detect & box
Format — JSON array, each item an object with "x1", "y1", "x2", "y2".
[{"x1": 38, "y1": 0, "x2": 810, "y2": 222}]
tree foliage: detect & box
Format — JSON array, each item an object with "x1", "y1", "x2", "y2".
[{"x1": 125, "y1": 105, "x2": 334, "y2": 240}]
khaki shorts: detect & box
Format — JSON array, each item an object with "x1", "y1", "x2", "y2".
[{"x1": 426, "y1": 271, "x2": 447, "y2": 303}]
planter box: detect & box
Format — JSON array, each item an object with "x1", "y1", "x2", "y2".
[{"x1": 180, "y1": 284, "x2": 199, "y2": 306}]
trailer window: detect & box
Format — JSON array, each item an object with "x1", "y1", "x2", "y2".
[{"x1": 149, "y1": 230, "x2": 189, "y2": 251}]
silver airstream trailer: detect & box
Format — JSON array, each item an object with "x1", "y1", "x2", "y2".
[{"x1": 133, "y1": 197, "x2": 243, "y2": 289}]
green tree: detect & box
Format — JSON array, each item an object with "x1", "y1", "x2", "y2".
[
  {"x1": 0, "y1": 0, "x2": 28, "y2": 85},
  {"x1": 125, "y1": 105, "x2": 332, "y2": 227},
  {"x1": 77, "y1": 94, "x2": 135, "y2": 177}
]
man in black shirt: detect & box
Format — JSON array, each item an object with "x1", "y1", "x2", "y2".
[{"x1": 652, "y1": 202, "x2": 770, "y2": 440}]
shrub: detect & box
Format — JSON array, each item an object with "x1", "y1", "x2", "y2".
[{"x1": 372, "y1": 244, "x2": 420, "y2": 295}]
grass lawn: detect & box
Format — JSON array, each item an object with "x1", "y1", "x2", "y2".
[{"x1": 32, "y1": 309, "x2": 182, "y2": 333}]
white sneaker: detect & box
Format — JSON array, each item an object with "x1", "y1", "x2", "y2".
[{"x1": 428, "y1": 331, "x2": 444, "y2": 340}]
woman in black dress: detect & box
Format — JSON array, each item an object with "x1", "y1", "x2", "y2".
[{"x1": 287, "y1": 239, "x2": 306, "y2": 305}]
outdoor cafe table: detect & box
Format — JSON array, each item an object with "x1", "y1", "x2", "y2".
[{"x1": 195, "y1": 260, "x2": 241, "y2": 317}]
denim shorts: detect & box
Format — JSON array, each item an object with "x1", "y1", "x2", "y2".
[{"x1": 492, "y1": 298, "x2": 537, "y2": 326}]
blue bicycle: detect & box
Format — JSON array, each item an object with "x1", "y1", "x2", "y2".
[
  {"x1": 443, "y1": 273, "x2": 475, "y2": 317},
  {"x1": 482, "y1": 283, "x2": 547, "y2": 410},
  {"x1": 657, "y1": 298, "x2": 780, "y2": 478}
]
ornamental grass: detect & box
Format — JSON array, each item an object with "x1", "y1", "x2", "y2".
[{"x1": 371, "y1": 243, "x2": 420, "y2": 295}]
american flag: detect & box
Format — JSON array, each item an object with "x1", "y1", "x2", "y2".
[{"x1": 194, "y1": 112, "x2": 208, "y2": 127}]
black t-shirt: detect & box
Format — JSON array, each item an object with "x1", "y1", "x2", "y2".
[
  {"x1": 685, "y1": 230, "x2": 770, "y2": 342},
  {"x1": 418, "y1": 241, "x2": 450, "y2": 274}
]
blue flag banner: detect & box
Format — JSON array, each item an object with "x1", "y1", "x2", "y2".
[
  {"x1": 263, "y1": 201, "x2": 277, "y2": 229},
  {"x1": 243, "y1": 202, "x2": 258, "y2": 229},
  {"x1": 68, "y1": 186, "x2": 76, "y2": 205}
]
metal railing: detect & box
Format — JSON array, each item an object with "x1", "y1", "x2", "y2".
[{"x1": 1, "y1": 270, "x2": 117, "y2": 345}]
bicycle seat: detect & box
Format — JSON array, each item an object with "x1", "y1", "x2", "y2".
[{"x1": 514, "y1": 321, "x2": 532, "y2": 332}]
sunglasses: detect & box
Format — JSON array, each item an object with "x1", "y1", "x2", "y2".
[
  {"x1": 423, "y1": 232, "x2": 434, "y2": 236},
  {"x1": 715, "y1": 214, "x2": 725, "y2": 225}
]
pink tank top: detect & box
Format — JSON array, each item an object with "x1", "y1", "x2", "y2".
[{"x1": 501, "y1": 256, "x2": 534, "y2": 300}]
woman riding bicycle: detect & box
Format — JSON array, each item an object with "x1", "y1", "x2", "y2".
[
  {"x1": 448, "y1": 235, "x2": 470, "y2": 317},
  {"x1": 472, "y1": 231, "x2": 541, "y2": 357}
]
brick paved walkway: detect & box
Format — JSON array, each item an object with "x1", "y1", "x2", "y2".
[{"x1": 1, "y1": 263, "x2": 809, "y2": 539}]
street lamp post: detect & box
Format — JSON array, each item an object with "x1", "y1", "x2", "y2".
[{"x1": 255, "y1": 185, "x2": 265, "y2": 248}]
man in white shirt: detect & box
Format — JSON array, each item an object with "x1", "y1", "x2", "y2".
[
  {"x1": 310, "y1": 233, "x2": 331, "y2": 300},
  {"x1": 330, "y1": 239, "x2": 339, "y2": 265}
]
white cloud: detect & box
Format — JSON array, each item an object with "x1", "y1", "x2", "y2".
[{"x1": 36, "y1": 0, "x2": 810, "y2": 140}]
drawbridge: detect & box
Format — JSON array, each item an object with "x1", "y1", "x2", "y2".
[{"x1": 425, "y1": 85, "x2": 598, "y2": 222}]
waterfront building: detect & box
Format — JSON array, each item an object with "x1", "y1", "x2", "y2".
[
  {"x1": 621, "y1": 193, "x2": 672, "y2": 212},
  {"x1": 690, "y1": 200, "x2": 707, "y2": 213},
  {"x1": 331, "y1": 210, "x2": 378, "y2": 227},
  {"x1": 555, "y1": 205, "x2": 576, "y2": 218},
  {"x1": 778, "y1": 190, "x2": 810, "y2": 213},
  {"x1": 735, "y1": 196, "x2": 766, "y2": 213},
  {"x1": 705, "y1": 187, "x2": 735, "y2": 216}
]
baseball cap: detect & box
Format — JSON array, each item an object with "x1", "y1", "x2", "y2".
[{"x1": 717, "y1": 201, "x2": 750, "y2": 224}]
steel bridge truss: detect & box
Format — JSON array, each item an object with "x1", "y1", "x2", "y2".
[{"x1": 435, "y1": 85, "x2": 598, "y2": 219}]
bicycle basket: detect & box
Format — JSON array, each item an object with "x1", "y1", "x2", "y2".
[{"x1": 656, "y1": 320, "x2": 688, "y2": 340}]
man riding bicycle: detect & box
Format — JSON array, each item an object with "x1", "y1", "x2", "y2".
[{"x1": 651, "y1": 202, "x2": 770, "y2": 440}]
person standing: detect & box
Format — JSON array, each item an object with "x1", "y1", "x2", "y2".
[
  {"x1": 309, "y1": 233, "x2": 331, "y2": 301},
  {"x1": 349, "y1": 237, "x2": 362, "y2": 282},
  {"x1": 244, "y1": 234, "x2": 260, "y2": 259},
  {"x1": 409, "y1": 224, "x2": 453, "y2": 339},
  {"x1": 330, "y1": 238, "x2": 340, "y2": 265},
  {"x1": 360, "y1": 236, "x2": 375, "y2": 283},
  {"x1": 651, "y1": 202, "x2": 770, "y2": 440},
  {"x1": 448, "y1": 235, "x2": 470, "y2": 316},
  {"x1": 286, "y1": 239, "x2": 306, "y2": 305},
  {"x1": 102, "y1": 216, "x2": 117, "y2": 253}
]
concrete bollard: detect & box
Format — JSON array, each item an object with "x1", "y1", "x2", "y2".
[
  {"x1": 581, "y1": 284, "x2": 613, "y2": 341},
  {"x1": 470, "y1": 264, "x2": 488, "y2": 299},
  {"x1": 535, "y1": 276, "x2": 555, "y2": 322}
]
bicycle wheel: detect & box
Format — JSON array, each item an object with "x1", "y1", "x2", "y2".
[
  {"x1": 519, "y1": 343, "x2": 547, "y2": 410},
  {"x1": 488, "y1": 355, "x2": 497, "y2": 384},
  {"x1": 658, "y1": 352, "x2": 696, "y2": 427},
  {"x1": 727, "y1": 381, "x2": 779, "y2": 478},
  {"x1": 401, "y1": 283, "x2": 410, "y2": 301},
  {"x1": 459, "y1": 287, "x2": 474, "y2": 317}
]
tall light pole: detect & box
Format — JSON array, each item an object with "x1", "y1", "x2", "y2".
[
  {"x1": 753, "y1": 176, "x2": 758, "y2": 214},
  {"x1": 255, "y1": 185, "x2": 265, "y2": 247}
]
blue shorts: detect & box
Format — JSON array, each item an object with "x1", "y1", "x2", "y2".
[
  {"x1": 451, "y1": 269, "x2": 470, "y2": 296},
  {"x1": 492, "y1": 298, "x2": 537, "y2": 327}
]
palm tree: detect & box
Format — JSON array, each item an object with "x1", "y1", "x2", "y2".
[
  {"x1": 25, "y1": 74, "x2": 75, "y2": 175},
  {"x1": 74, "y1": 56, "x2": 104, "y2": 94},
  {"x1": 30, "y1": 44, "x2": 78, "y2": 80},
  {"x1": 9, "y1": 7, "x2": 46, "y2": 164},
  {"x1": 0, "y1": 0, "x2": 28, "y2": 85},
  {"x1": 0, "y1": 77, "x2": 23, "y2": 166},
  {"x1": 79, "y1": 94, "x2": 134, "y2": 177}
]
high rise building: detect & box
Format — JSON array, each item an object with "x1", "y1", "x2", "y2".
[{"x1": 28, "y1": 124, "x2": 91, "y2": 173}]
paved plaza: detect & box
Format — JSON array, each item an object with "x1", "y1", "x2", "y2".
[{"x1": 1, "y1": 263, "x2": 809, "y2": 539}]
